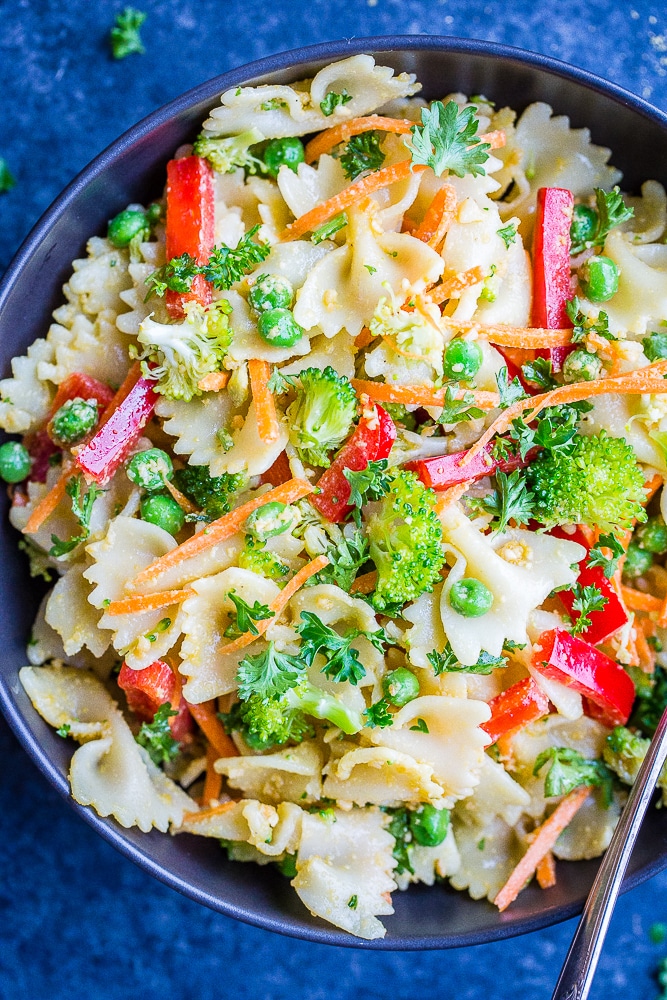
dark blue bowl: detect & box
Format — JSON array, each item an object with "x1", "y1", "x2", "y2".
[{"x1": 2, "y1": 36, "x2": 667, "y2": 949}]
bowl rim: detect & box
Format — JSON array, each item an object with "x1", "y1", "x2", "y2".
[{"x1": 2, "y1": 33, "x2": 667, "y2": 951}]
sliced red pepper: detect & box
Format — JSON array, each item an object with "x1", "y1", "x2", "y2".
[
  {"x1": 550, "y1": 527, "x2": 628, "y2": 644},
  {"x1": 532, "y1": 628, "x2": 635, "y2": 727},
  {"x1": 406, "y1": 443, "x2": 537, "y2": 491},
  {"x1": 48, "y1": 372, "x2": 116, "y2": 421},
  {"x1": 118, "y1": 660, "x2": 192, "y2": 742},
  {"x1": 74, "y1": 373, "x2": 158, "y2": 484},
  {"x1": 482, "y1": 677, "x2": 550, "y2": 744},
  {"x1": 531, "y1": 187, "x2": 575, "y2": 330},
  {"x1": 260, "y1": 450, "x2": 292, "y2": 488},
  {"x1": 26, "y1": 431, "x2": 61, "y2": 483},
  {"x1": 165, "y1": 156, "x2": 216, "y2": 319},
  {"x1": 310, "y1": 400, "x2": 396, "y2": 522}
]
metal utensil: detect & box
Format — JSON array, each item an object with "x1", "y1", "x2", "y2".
[{"x1": 552, "y1": 704, "x2": 667, "y2": 1000}]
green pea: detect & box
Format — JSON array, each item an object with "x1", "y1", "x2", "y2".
[
  {"x1": 382, "y1": 667, "x2": 420, "y2": 707},
  {"x1": 246, "y1": 501, "x2": 297, "y2": 540},
  {"x1": 275, "y1": 853, "x2": 298, "y2": 878},
  {"x1": 448, "y1": 577, "x2": 494, "y2": 617},
  {"x1": 409, "y1": 804, "x2": 450, "y2": 847},
  {"x1": 442, "y1": 340, "x2": 483, "y2": 381},
  {"x1": 108, "y1": 209, "x2": 149, "y2": 247},
  {"x1": 263, "y1": 137, "x2": 305, "y2": 178},
  {"x1": 258, "y1": 307, "x2": 304, "y2": 347},
  {"x1": 0, "y1": 440, "x2": 32, "y2": 483},
  {"x1": 126, "y1": 448, "x2": 174, "y2": 492},
  {"x1": 140, "y1": 494, "x2": 185, "y2": 535},
  {"x1": 622, "y1": 542, "x2": 653, "y2": 581},
  {"x1": 579, "y1": 255, "x2": 619, "y2": 302},
  {"x1": 562, "y1": 349, "x2": 602, "y2": 384},
  {"x1": 635, "y1": 516, "x2": 667, "y2": 555},
  {"x1": 249, "y1": 273, "x2": 294, "y2": 313},
  {"x1": 642, "y1": 331, "x2": 667, "y2": 362},
  {"x1": 570, "y1": 204, "x2": 597, "y2": 249},
  {"x1": 50, "y1": 397, "x2": 99, "y2": 445}
]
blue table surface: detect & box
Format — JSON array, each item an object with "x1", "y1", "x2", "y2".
[{"x1": 2, "y1": 2, "x2": 667, "y2": 997}]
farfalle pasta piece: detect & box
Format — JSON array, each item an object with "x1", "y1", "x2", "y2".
[
  {"x1": 84, "y1": 515, "x2": 178, "y2": 608},
  {"x1": 439, "y1": 504, "x2": 585, "y2": 664},
  {"x1": 224, "y1": 289, "x2": 311, "y2": 364},
  {"x1": 155, "y1": 390, "x2": 236, "y2": 469},
  {"x1": 19, "y1": 664, "x2": 195, "y2": 831},
  {"x1": 214, "y1": 740, "x2": 323, "y2": 805},
  {"x1": 623, "y1": 180, "x2": 667, "y2": 245},
  {"x1": 0, "y1": 337, "x2": 56, "y2": 433},
  {"x1": 277, "y1": 154, "x2": 347, "y2": 219},
  {"x1": 209, "y1": 400, "x2": 289, "y2": 478},
  {"x1": 455, "y1": 754, "x2": 531, "y2": 830},
  {"x1": 551, "y1": 789, "x2": 623, "y2": 861},
  {"x1": 45, "y1": 563, "x2": 112, "y2": 658},
  {"x1": 202, "y1": 55, "x2": 419, "y2": 140},
  {"x1": 37, "y1": 309, "x2": 134, "y2": 389},
  {"x1": 247, "y1": 240, "x2": 332, "y2": 294},
  {"x1": 449, "y1": 814, "x2": 523, "y2": 902},
  {"x1": 279, "y1": 332, "x2": 356, "y2": 380},
  {"x1": 178, "y1": 799, "x2": 304, "y2": 858},
  {"x1": 293, "y1": 203, "x2": 444, "y2": 338},
  {"x1": 179, "y1": 567, "x2": 282, "y2": 702},
  {"x1": 62, "y1": 236, "x2": 132, "y2": 317},
  {"x1": 293, "y1": 806, "x2": 397, "y2": 940},
  {"x1": 394, "y1": 826, "x2": 461, "y2": 891},
  {"x1": 322, "y1": 745, "x2": 446, "y2": 807},
  {"x1": 116, "y1": 241, "x2": 170, "y2": 336},
  {"x1": 597, "y1": 229, "x2": 667, "y2": 336},
  {"x1": 371, "y1": 694, "x2": 491, "y2": 807}
]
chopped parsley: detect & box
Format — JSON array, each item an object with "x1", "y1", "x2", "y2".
[
  {"x1": 427, "y1": 643, "x2": 507, "y2": 675},
  {"x1": 135, "y1": 703, "x2": 180, "y2": 765},
  {"x1": 495, "y1": 365, "x2": 528, "y2": 409},
  {"x1": 145, "y1": 227, "x2": 269, "y2": 299},
  {"x1": 320, "y1": 90, "x2": 352, "y2": 116},
  {"x1": 437, "y1": 384, "x2": 485, "y2": 425},
  {"x1": 409, "y1": 100, "x2": 491, "y2": 178},
  {"x1": 364, "y1": 699, "x2": 393, "y2": 729},
  {"x1": 311, "y1": 212, "x2": 347, "y2": 244},
  {"x1": 224, "y1": 590, "x2": 275, "y2": 638},
  {"x1": 337, "y1": 131, "x2": 385, "y2": 181},
  {"x1": 236, "y1": 642, "x2": 305, "y2": 701},
  {"x1": 497, "y1": 223, "x2": 517, "y2": 248},
  {"x1": 533, "y1": 746, "x2": 613, "y2": 805},
  {"x1": 410, "y1": 718, "x2": 429, "y2": 733},
  {"x1": 56, "y1": 723, "x2": 71, "y2": 738},
  {"x1": 468, "y1": 469, "x2": 534, "y2": 534},
  {"x1": 110, "y1": 7, "x2": 147, "y2": 60},
  {"x1": 296, "y1": 610, "x2": 389, "y2": 686},
  {"x1": 570, "y1": 187, "x2": 634, "y2": 255},
  {"x1": 520, "y1": 357, "x2": 558, "y2": 391},
  {"x1": 566, "y1": 297, "x2": 616, "y2": 343},
  {"x1": 347, "y1": 894, "x2": 358, "y2": 910},
  {"x1": 569, "y1": 583, "x2": 608, "y2": 635},
  {"x1": 49, "y1": 475, "x2": 105, "y2": 557},
  {"x1": 587, "y1": 533, "x2": 625, "y2": 579}
]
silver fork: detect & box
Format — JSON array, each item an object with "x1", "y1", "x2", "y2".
[{"x1": 551, "y1": 704, "x2": 667, "y2": 1000}]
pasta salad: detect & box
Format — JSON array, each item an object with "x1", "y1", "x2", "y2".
[{"x1": 3, "y1": 54, "x2": 667, "y2": 940}]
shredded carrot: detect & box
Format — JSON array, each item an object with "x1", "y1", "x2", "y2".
[
  {"x1": 620, "y1": 586, "x2": 661, "y2": 613},
  {"x1": 535, "y1": 851, "x2": 557, "y2": 890},
  {"x1": 217, "y1": 554, "x2": 329, "y2": 656},
  {"x1": 494, "y1": 786, "x2": 591, "y2": 912},
  {"x1": 248, "y1": 359, "x2": 281, "y2": 445},
  {"x1": 355, "y1": 326, "x2": 374, "y2": 349},
  {"x1": 645, "y1": 473, "x2": 664, "y2": 502},
  {"x1": 460, "y1": 360, "x2": 667, "y2": 468},
  {"x1": 202, "y1": 742, "x2": 223, "y2": 806},
  {"x1": 164, "y1": 478, "x2": 198, "y2": 514},
  {"x1": 401, "y1": 216, "x2": 418, "y2": 234},
  {"x1": 350, "y1": 570, "x2": 378, "y2": 595},
  {"x1": 304, "y1": 115, "x2": 414, "y2": 163},
  {"x1": 350, "y1": 378, "x2": 499, "y2": 410},
  {"x1": 435, "y1": 479, "x2": 476, "y2": 513},
  {"x1": 413, "y1": 184, "x2": 457, "y2": 247},
  {"x1": 440, "y1": 319, "x2": 573, "y2": 349},
  {"x1": 624, "y1": 628, "x2": 641, "y2": 668},
  {"x1": 186, "y1": 699, "x2": 237, "y2": 758},
  {"x1": 105, "y1": 589, "x2": 192, "y2": 616},
  {"x1": 22, "y1": 460, "x2": 74, "y2": 535},
  {"x1": 182, "y1": 799, "x2": 237, "y2": 825},
  {"x1": 429, "y1": 267, "x2": 486, "y2": 304},
  {"x1": 130, "y1": 478, "x2": 314, "y2": 588},
  {"x1": 197, "y1": 370, "x2": 230, "y2": 392},
  {"x1": 280, "y1": 160, "x2": 423, "y2": 242},
  {"x1": 634, "y1": 620, "x2": 657, "y2": 673}
]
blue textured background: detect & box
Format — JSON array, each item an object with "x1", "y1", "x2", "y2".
[{"x1": 2, "y1": 2, "x2": 667, "y2": 997}]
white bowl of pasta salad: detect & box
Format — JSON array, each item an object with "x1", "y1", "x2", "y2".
[{"x1": 2, "y1": 37, "x2": 667, "y2": 946}]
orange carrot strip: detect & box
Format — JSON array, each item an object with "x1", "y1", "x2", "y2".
[
  {"x1": 635, "y1": 621, "x2": 657, "y2": 673},
  {"x1": 202, "y1": 742, "x2": 223, "y2": 805},
  {"x1": 435, "y1": 479, "x2": 476, "y2": 514},
  {"x1": 131, "y1": 478, "x2": 314, "y2": 588},
  {"x1": 22, "y1": 459, "x2": 75, "y2": 535},
  {"x1": 280, "y1": 160, "x2": 423, "y2": 242},
  {"x1": 536, "y1": 851, "x2": 557, "y2": 890},
  {"x1": 429, "y1": 267, "x2": 486, "y2": 304},
  {"x1": 460, "y1": 360, "x2": 667, "y2": 468},
  {"x1": 197, "y1": 371, "x2": 230, "y2": 392},
  {"x1": 494, "y1": 786, "x2": 591, "y2": 912},
  {"x1": 620, "y1": 586, "x2": 661, "y2": 613},
  {"x1": 351, "y1": 378, "x2": 499, "y2": 410},
  {"x1": 186, "y1": 699, "x2": 237, "y2": 758},
  {"x1": 218, "y1": 555, "x2": 329, "y2": 655},
  {"x1": 413, "y1": 184, "x2": 457, "y2": 246},
  {"x1": 248, "y1": 359, "x2": 281, "y2": 445},
  {"x1": 645, "y1": 473, "x2": 664, "y2": 502},
  {"x1": 164, "y1": 478, "x2": 198, "y2": 514},
  {"x1": 182, "y1": 800, "x2": 237, "y2": 825},
  {"x1": 105, "y1": 589, "x2": 192, "y2": 616},
  {"x1": 659, "y1": 596, "x2": 667, "y2": 630},
  {"x1": 304, "y1": 115, "x2": 415, "y2": 163},
  {"x1": 355, "y1": 327, "x2": 374, "y2": 349},
  {"x1": 462, "y1": 325, "x2": 574, "y2": 349},
  {"x1": 350, "y1": 570, "x2": 378, "y2": 595}
]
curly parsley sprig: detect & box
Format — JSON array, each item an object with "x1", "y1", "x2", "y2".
[{"x1": 409, "y1": 100, "x2": 491, "y2": 178}]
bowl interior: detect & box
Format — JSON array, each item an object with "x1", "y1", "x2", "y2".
[{"x1": 2, "y1": 36, "x2": 667, "y2": 949}]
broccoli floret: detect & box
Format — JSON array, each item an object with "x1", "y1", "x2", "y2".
[
  {"x1": 238, "y1": 534, "x2": 289, "y2": 579},
  {"x1": 287, "y1": 366, "x2": 357, "y2": 467},
  {"x1": 367, "y1": 468, "x2": 445, "y2": 612},
  {"x1": 603, "y1": 726, "x2": 650, "y2": 785},
  {"x1": 193, "y1": 128, "x2": 266, "y2": 174},
  {"x1": 136, "y1": 300, "x2": 233, "y2": 401},
  {"x1": 526, "y1": 430, "x2": 647, "y2": 533},
  {"x1": 629, "y1": 664, "x2": 667, "y2": 737},
  {"x1": 173, "y1": 465, "x2": 245, "y2": 521}
]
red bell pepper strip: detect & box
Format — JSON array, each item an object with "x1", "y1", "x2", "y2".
[
  {"x1": 74, "y1": 372, "x2": 158, "y2": 484},
  {"x1": 165, "y1": 156, "x2": 216, "y2": 319},
  {"x1": 48, "y1": 372, "x2": 116, "y2": 420},
  {"x1": 310, "y1": 400, "x2": 396, "y2": 522},
  {"x1": 118, "y1": 660, "x2": 192, "y2": 742},
  {"x1": 260, "y1": 450, "x2": 292, "y2": 488},
  {"x1": 481, "y1": 677, "x2": 550, "y2": 744},
  {"x1": 26, "y1": 431, "x2": 61, "y2": 483},
  {"x1": 550, "y1": 527, "x2": 628, "y2": 644},
  {"x1": 532, "y1": 628, "x2": 635, "y2": 727},
  {"x1": 531, "y1": 187, "x2": 575, "y2": 330},
  {"x1": 406, "y1": 443, "x2": 537, "y2": 491}
]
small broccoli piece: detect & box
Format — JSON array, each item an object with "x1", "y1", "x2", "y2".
[
  {"x1": 603, "y1": 726, "x2": 650, "y2": 785},
  {"x1": 238, "y1": 534, "x2": 289, "y2": 579},
  {"x1": 193, "y1": 128, "x2": 265, "y2": 174},
  {"x1": 629, "y1": 664, "x2": 667, "y2": 737},
  {"x1": 136, "y1": 300, "x2": 233, "y2": 401},
  {"x1": 622, "y1": 541, "x2": 653, "y2": 581},
  {"x1": 287, "y1": 366, "x2": 357, "y2": 467},
  {"x1": 50, "y1": 397, "x2": 99, "y2": 445},
  {"x1": 526, "y1": 430, "x2": 647, "y2": 533},
  {"x1": 221, "y1": 691, "x2": 314, "y2": 750},
  {"x1": 135, "y1": 703, "x2": 179, "y2": 765},
  {"x1": 634, "y1": 516, "x2": 667, "y2": 555},
  {"x1": 366, "y1": 468, "x2": 445, "y2": 612},
  {"x1": 173, "y1": 465, "x2": 245, "y2": 521}
]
